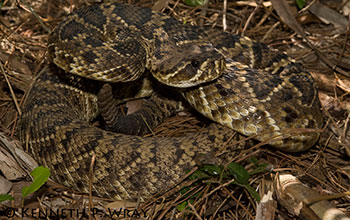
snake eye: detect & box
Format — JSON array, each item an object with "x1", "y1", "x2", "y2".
[{"x1": 190, "y1": 60, "x2": 200, "y2": 68}]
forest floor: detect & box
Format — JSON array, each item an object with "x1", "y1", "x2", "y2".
[{"x1": 0, "y1": 0, "x2": 349, "y2": 219}]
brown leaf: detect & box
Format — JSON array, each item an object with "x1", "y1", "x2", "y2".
[
  {"x1": 270, "y1": 0, "x2": 307, "y2": 39},
  {"x1": 126, "y1": 99, "x2": 144, "y2": 115},
  {"x1": 308, "y1": 2, "x2": 348, "y2": 32}
]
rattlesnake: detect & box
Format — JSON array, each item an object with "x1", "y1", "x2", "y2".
[{"x1": 17, "y1": 3, "x2": 323, "y2": 200}]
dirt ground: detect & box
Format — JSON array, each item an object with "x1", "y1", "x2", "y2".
[{"x1": 0, "y1": 0, "x2": 350, "y2": 219}]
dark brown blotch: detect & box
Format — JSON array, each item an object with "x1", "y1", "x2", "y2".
[{"x1": 283, "y1": 106, "x2": 298, "y2": 123}]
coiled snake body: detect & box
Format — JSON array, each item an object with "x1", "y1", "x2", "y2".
[{"x1": 17, "y1": 3, "x2": 323, "y2": 200}]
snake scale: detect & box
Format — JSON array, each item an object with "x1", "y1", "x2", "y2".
[{"x1": 17, "y1": 3, "x2": 323, "y2": 200}]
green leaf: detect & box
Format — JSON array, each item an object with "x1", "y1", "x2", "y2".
[
  {"x1": 296, "y1": 0, "x2": 306, "y2": 9},
  {"x1": 0, "y1": 194, "x2": 14, "y2": 203},
  {"x1": 180, "y1": 186, "x2": 190, "y2": 195},
  {"x1": 249, "y1": 163, "x2": 269, "y2": 175},
  {"x1": 189, "y1": 169, "x2": 210, "y2": 180},
  {"x1": 201, "y1": 164, "x2": 222, "y2": 176},
  {"x1": 243, "y1": 184, "x2": 260, "y2": 202},
  {"x1": 249, "y1": 157, "x2": 259, "y2": 165},
  {"x1": 22, "y1": 166, "x2": 50, "y2": 198},
  {"x1": 177, "y1": 201, "x2": 188, "y2": 211},
  {"x1": 184, "y1": 0, "x2": 208, "y2": 7},
  {"x1": 227, "y1": 162, "x2": 249, "y2": 185},
  {"x1": 176, "y1": 198, "x2": 196, "y2": 211}
]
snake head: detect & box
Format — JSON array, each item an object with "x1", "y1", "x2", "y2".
[{"x1": 151, "y1": 43, "x2": 226, "y2": 88}]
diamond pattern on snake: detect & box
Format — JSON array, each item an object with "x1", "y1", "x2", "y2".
[{"x1": 17, "y1": 3, "x2": 323, "y2": 200}]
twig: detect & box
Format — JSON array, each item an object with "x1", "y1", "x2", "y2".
[
  {"x1": 88, "y1": 153, "x2": 96, "y2": 220},
  {"x1": 241, "y1": 0, "x2": 263, "y2": 35},
  {"x1": 186, "y1": 202, "x2": 203, "y2": 220},
  {"x1": 19, "y1": 0, "x2": 51, "y2": 33},
  {"x1": 222, "y1": 0, "x2": 227, "y2": 31},
  {"x1": 0, "y1": 62, "x2": 21, "y2": 115},
  {"x1": 261, "y1": 21, "x2": 280, "y2": 42},
  {"x1": 333, "y1": 15, "x2": 350, "y2": 71}
]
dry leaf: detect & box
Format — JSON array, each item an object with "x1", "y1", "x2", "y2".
[
  {"x1": 308, "y1": 2, "x2": 348, "y2": 32},
  {"x1": 0, "y1": 176, "x2": 12, "y2": 194}
]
